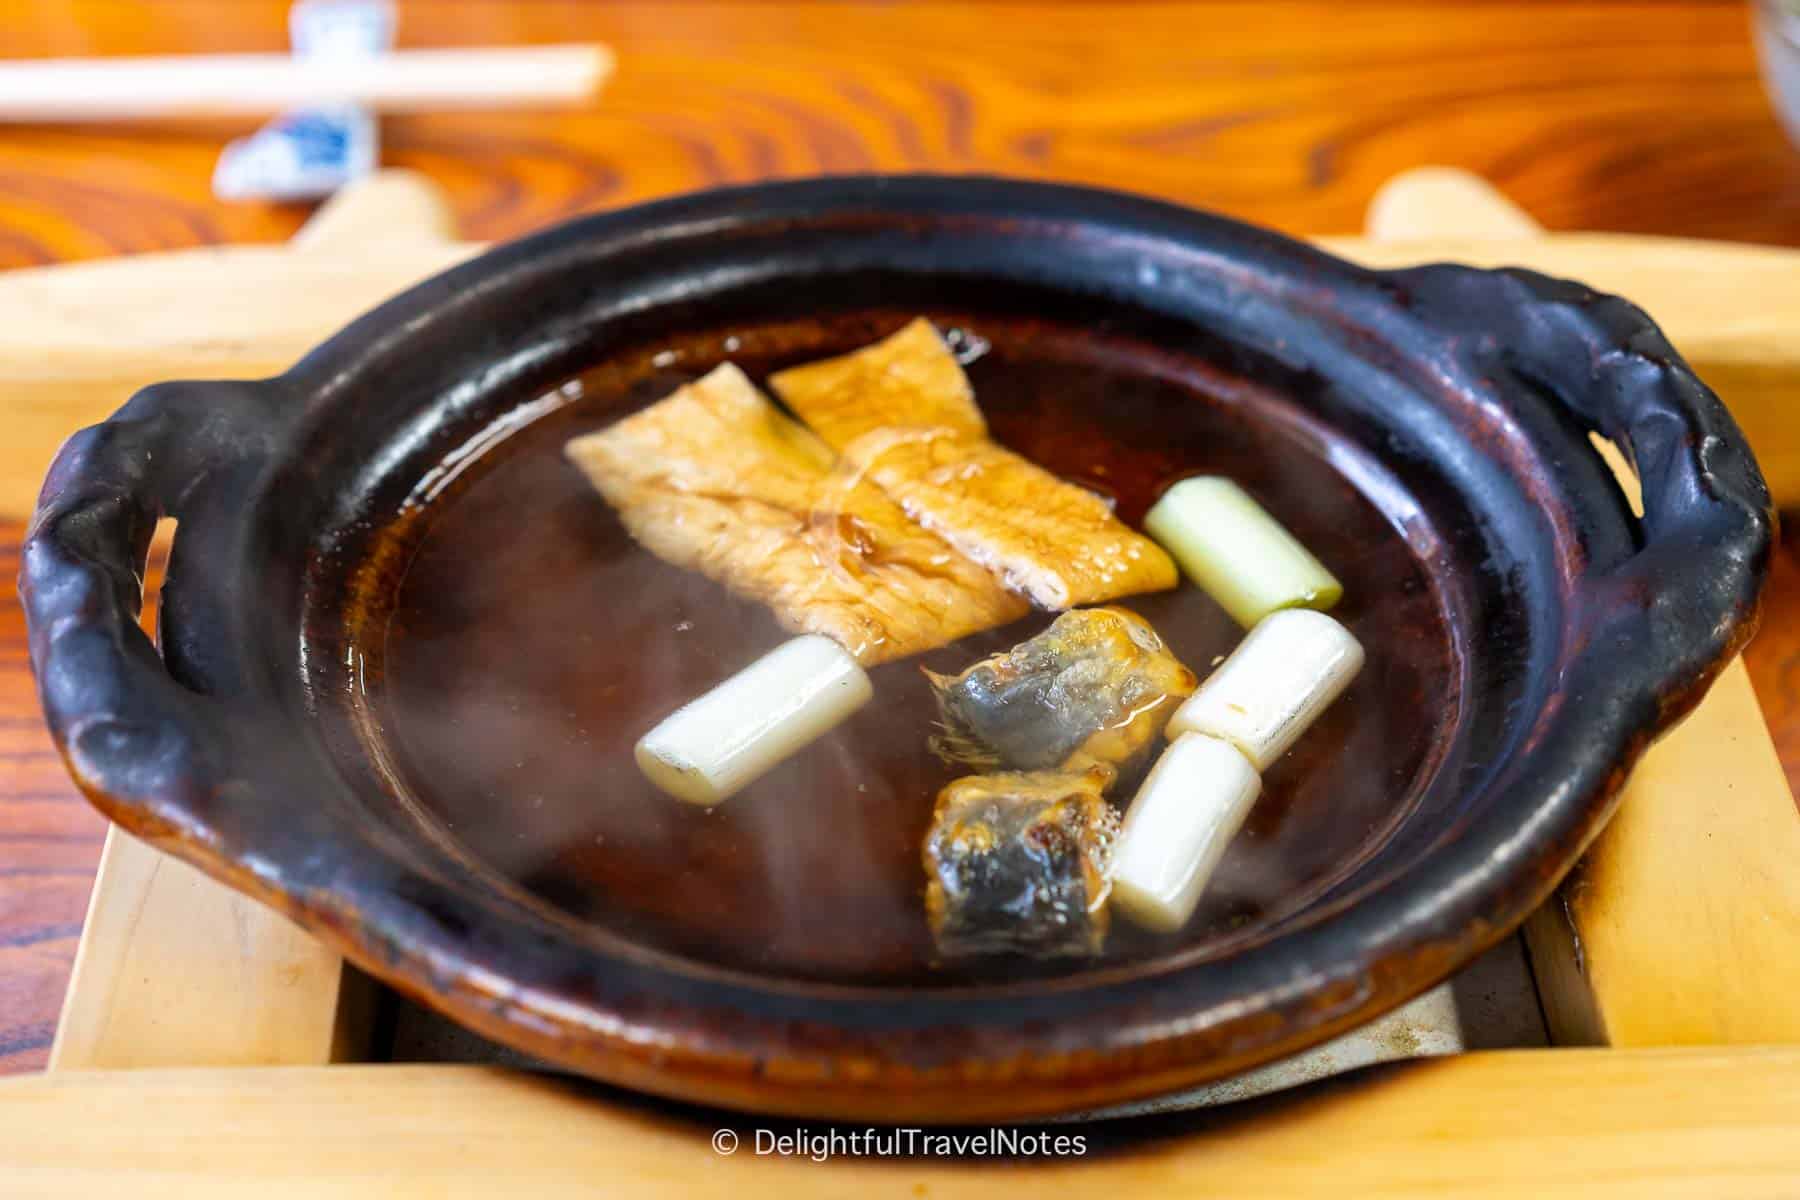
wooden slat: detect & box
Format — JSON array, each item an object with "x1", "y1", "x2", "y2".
[
  {"x1": 1526, "y1": 663, "x2": 1800, "y2": 1045},
  {"x1": 47, "y1": 828, "x2": 362, "y2": 1070},
  {"x1": 287, "y1": 168, "x2": 459, "y2": 251},
  {"x1": 0, "y1": 244, "x2": 475, "y2": 522},
  {"x1": 1366, "y1": 170, "x2": 1800, "y2": 1048},
  {"x1": 1365, "y1": 166, "x2": 1545, "y2": 241},
  {"x1": 1, "y1": 1050, "x2": 1798, "y2": 1197}
]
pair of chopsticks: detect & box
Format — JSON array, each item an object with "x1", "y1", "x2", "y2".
[{"x1": 0, "y1": 45, "x2": 611, "y2": 121}]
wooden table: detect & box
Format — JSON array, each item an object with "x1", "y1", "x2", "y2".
[{"x1": 6, "y1": 0, "x2": 1800, "y2": 1077}]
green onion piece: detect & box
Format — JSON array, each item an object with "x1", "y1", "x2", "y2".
[
  {"x1": 1143, "y1": 477, "x2": 1343, "y2": 628},
  {"x1": 636, "y1": 635, "x2": 872, "y2": 807},
  {"x1": 1167, "y1": 609, "x2": 1364, "y2": 772},
  {"x1": 1111, "y1": 731, "x2": 1262, "y2": 932}
]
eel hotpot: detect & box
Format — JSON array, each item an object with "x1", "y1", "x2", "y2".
[{"x1": 20, "y1": 177, "x2": 1771, "y2": 1120}]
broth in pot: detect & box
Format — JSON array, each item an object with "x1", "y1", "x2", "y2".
[{"x1": 373, "y1": 313, "x2": 1457, "y2": 987}]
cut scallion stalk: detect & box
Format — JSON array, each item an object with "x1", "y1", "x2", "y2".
[
  {"x1": 1111, "y1": 732, "x2": 1261, "y2": 932},
  {"x1": 635, "y1": 634, "x2": 873, "y2": 807},
  {"x1": 1166, "y1": 608, "x2": 1364, "y2": 772},
  {"x1": 1143, "y1": 477, "x2": 1342, "y2": 628}
]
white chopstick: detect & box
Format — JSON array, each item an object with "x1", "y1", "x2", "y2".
[{"x1": 0, "y1": 45, "x2": 612, "y2": 121}]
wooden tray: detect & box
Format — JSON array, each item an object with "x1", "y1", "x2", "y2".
[{"x1": 4, "y1": 168, "x2": 1800, "y2": 1196}]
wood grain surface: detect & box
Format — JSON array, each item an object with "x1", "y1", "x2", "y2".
[
  {"x1": 0, "y1": 536, "x2": 103, "y2": 1074},
  {"x1": 5, "y1": 1051, "x2": 1800, "y2": 1197},
  {"x1": 7, "y1": 0, "x2": 1800, "y2": 1076},
  {"x1": 3, "y1": 0, "x2": 1800, "y2": 265}
]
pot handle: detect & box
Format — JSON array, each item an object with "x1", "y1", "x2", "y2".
[
  {"x1": 1391, "y1": 263, "x2": 1774, "y2": 696},
  {"x1": 19, "y1": 379, "x2": 293, "y2": 831}
]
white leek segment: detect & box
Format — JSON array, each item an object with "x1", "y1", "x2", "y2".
[
  {"x1": 1143, "y1": 476, "x2": 1343, "y2": 628},
  {"x1": 1111, "y1": 732, "x2": 1261, "y2": 932},
  {"x1": 635, "y1": 635, "x2": 873, "y2": 807},
  {"x1": 1167, "y1": 608, "x2": 1364, "y2": 772}
]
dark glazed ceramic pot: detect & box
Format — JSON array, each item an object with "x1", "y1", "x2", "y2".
[{"x1": 20, "y1": 177, "x2": 1771, "y2": 1120}]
